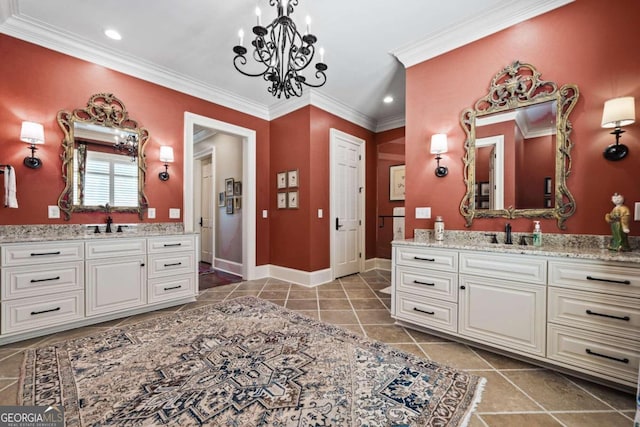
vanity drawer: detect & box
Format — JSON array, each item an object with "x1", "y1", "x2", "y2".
[
  {"x1": 148, "y1": 274, "x2": 196, "y2": 304},
  {"x1": 1, "y1": 291, "x2": 84, "y2": 335},
  {"x1": 395, "y1": 265, "x2": 458, "y2": 302},
  {"x1": 1, "y1": 241, "x2": 84, "y2": 267},
  {"x1": 548, "y1": 259, "x2": 640, "y2": 298},
  {"x1": 148, "y1": 252, "x2": 196, "y2": 278},
  {"x1": 148, "y1": 235, "x2": 196, "y2": 253},
  {"x1": 547, "y1": 324, "x2": 640, "y2": 385},
  {"x1": 85, "y1": 238, "x2": 146, "y2": 259},
  {"x1": 1, "y1": 261, "x2": 84, "y2": 301},
  {"x1": 394, "y1": 246, "x2": 458, "y2": 272},
  {"x1": 548, "y1": 287, "x2": 640, "y2": 341},
  {"x1": 395, "y1": 292, "x2": 457, "y2": 333},
  {"x1": 459, "y1": 251, "x2": 547, "y2": 285}
]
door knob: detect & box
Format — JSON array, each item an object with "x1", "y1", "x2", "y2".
[{"x1": 335, "y1": 217, "x2": 343, "y2": 230}]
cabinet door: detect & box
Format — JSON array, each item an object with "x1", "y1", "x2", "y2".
[
  {"x1": 86, "y1": 255, "x2": 147, "y2": 317},
  {"x1": 459, "y1": 275, "x2": 546, "y2": 356}
]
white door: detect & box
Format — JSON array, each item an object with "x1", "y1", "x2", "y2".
[
  {"x1": 330, "y1": 129, "x2": 364, "y2": 279},
  {"x1": 200, "y1": 158, "x2": 214, "y2": 264}
]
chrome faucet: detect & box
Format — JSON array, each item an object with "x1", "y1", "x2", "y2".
[
  {"x1": 106, "y1": 216, "x2": 113, "y2": 233},
  {"x1": 505, "y1": 222, "x2": 513, "y2": 244}
]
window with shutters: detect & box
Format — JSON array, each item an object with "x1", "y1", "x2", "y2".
[{"x1": 74, "y1": 150, "x2": 138, "y2": 207}]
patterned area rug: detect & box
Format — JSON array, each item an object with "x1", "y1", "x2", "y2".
[{"x1": 20, "y1": 297, "x2": 485, "y2": 426}]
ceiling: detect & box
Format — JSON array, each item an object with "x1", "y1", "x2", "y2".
[{"x1": 0, "y1": 0, "x2": 572, "y2": 131}]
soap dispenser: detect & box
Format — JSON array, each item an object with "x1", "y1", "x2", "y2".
[{"x1": 532, "y1": 221, "x2": 542, "y2": 247}]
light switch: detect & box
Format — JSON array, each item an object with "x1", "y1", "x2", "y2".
[
  {"x1": 169, "y1": 208, "x2": 181, "y2": 219},
  {"x1": 147, "y1": 208, "x2": 156, "y2": 219},
  {"x1": 635, "y1": 202, "x2": 640, "y2": 221},
  {"x1": 415, "y1": 207, "x2": 431, "y2": 219},
  {"x1": 262, "y1": 209, "x2": 268, "y2": 218},
  {"x1": 318, "y1": 209, "x2": 323, "y2": 218},
  {"x1": 47, "y1": 205, "x2": 60, "y2": 219}
]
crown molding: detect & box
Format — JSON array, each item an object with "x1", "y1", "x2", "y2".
[
  {"x1": 392, "y1": 0, "x2": 574, "y2": 68},
  {"x1": 375, "y1": 115, "x2": 406, "y2": 133},
  {"x1": 0, "y1": 0, "x2": 17, "y2": 24},
  {"x1": 0, "y1": 12, "x2": 271, "y2": 120}
]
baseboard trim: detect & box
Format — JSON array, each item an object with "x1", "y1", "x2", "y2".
[
  {"x1": 365, "y1": 258, "x2": 392, "y2": 271},
  {"x1": 214, "y1": 258, "x2": 242, "y2": 276},
  {"x1": 268, "y1": 265, "x2": 333, "y2": 287}
]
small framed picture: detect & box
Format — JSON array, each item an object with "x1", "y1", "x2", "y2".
[
  {"x1": 277, "y1": 192, "x2": 287, "y2": 209},
  {"x1": 225, "y1": 178, "x2": 234, "y2": 196},
  {"x1": 226, "y1": 196, "x2": 234, "y2": 214},
  {"x1": 233, "y1": 197, "x2": 241, "y2": 211},
  {"x1": 287, "y1": 169, "x2": 298, "y2": 188},
  {"x1": 277, "y1": 172, "x2": 287, "y2": 189},
  {"x1": 389, "y1": 165, "x2": 405, "y2": 201},
  {"x1": 288, "y1": 190, "x2": 299, "y2": 209},
  {"x1": 234, "y1": 181, "x2": 242, "y2": 196},
  {"x1": 480, "y1": 182, "x2": 490, "y2": 196},
  {"x1": 218, "y1": 192, "x2": 225, "y2": 207}
]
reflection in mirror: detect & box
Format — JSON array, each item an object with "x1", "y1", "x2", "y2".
[
  {"x1": 57, "y1": 93, "x2": 148, "y2": 220},
  {"x1": 460, "y1": 61, "x2": 579, "y2": 229}
]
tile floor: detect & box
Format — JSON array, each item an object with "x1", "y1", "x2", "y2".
[{"x1": 0, "y1": 270, "x2": 635, "y2": 426}]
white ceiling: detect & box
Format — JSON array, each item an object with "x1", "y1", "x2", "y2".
[{"x1": 0, "y1": 0, "x2": 572, "y2": 131}]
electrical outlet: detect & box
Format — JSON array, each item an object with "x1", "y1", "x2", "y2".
[
  {"x1": 635, "y1": 202, "x2": 640, "y2": 221},
  {"x1": 169, "y1": 208, "x2": 181, "y2": 219},
  {"x1": 147, "y1": 208, "x2": 156, "y2": 219},
  {"x1": 415, "y1": 207, "x2": 431, "y2": 219},
  {"x1": 47, "y1": 205, "x2": 60, "y2": 219},
  {"x1": 318, "y1": 209, "x2": 323, "y2": 218},
  {"x1": 262, "y1": 210, "x2": 268, "y2": 218}
]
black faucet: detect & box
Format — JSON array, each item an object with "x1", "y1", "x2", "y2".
[
  {"x1": 519, "y1": 235, "x2": 532, "y2": 246},
  {"x1": 505, "y1": 223, "x2": 513, "y2": 244},
  {"x1": 106, "y1": 216, "x2": 113, "y2": 233}
]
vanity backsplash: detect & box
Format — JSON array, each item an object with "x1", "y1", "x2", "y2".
[{"x1": 0, "y1": 223, "x2": 185, "y2": 243}]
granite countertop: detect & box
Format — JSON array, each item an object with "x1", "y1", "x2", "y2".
[
  {"x1": 0, "y1": 223, "x2": 192, "y2": 244},
  {"x1": 394, "y1": 238, "x2": 640, "y2": 265}
]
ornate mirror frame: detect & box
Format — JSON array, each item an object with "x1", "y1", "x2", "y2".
[
  {"x1": 57, "y1": 93, "x2": 149, "y2": 220},
  {"x1": 459, "y1": 61, "x2": 579, "y2": 229}
]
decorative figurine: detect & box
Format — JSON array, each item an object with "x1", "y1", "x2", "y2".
[{"x1": 605, "y1": 193, "x2": 631, "y2": 252}]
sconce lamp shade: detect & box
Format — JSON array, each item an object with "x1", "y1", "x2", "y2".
[
  {"x1": 430, "y1": 133, "x2": 448, "y2": 154},
  {"x1": 20, "y1": 121, "x2": 45, "y2": 145},
  {"x1": 159, "y1": 146, "x2": 174, "y2": 163},
  {"x1": 601, "y1": 97, "x2": 635, "y2": 128}
]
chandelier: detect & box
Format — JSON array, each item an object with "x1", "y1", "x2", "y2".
[
  {"x1": 232, "y1": 0, "x2": 327, "y2": 99},
  {"x1": 114, "y1": 133, "x2": 138, "y2": 161}
]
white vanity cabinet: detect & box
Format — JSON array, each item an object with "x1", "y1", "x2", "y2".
[
  {"x1": 1, "y1": 241, "x2": 85, "y2": 334},
  {"x1": 0, "y1": 234, "x2": 198, "y2": 345},
  {"x1": 85, "y1": 238, "x2": 147, "y2": 317},
  {"x1": 547, "y1": 258, "x2": 640, "y2": 386},
  {"x1": 147, "y1": 235, "x2": 197, "y2": 303},
  {"x1": 392, "y1": 242, "x2": 640, "y2": 389}
]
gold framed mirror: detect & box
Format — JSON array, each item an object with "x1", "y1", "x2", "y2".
[
  {"x1": 57, "y1": 93, "x2": 149, "y2": 220},
  {"x1": 459, "y1": 61, "x2": 579, "y2": 229}
]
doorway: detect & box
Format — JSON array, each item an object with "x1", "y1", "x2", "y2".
[
  {"x1": 330, "y1": 128, "x2": 365, "y2": 279},
  {"x1": 183, "y1": 113, "x2": 257, "y2": 280}
]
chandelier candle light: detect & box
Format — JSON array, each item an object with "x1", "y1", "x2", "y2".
[{"x1": 232, "y1": 0, "x2": 327, "y2": 99}]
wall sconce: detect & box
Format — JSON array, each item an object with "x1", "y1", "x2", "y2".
[
  {"x1": 601, "y1": 96, "x2": 635, "y2": 161},
  {"x1": 158, "y1": 145, "x2": 174, "y2": 181},
  {"x1": 430, "y1": 133, "x2": 448, "y2": 177},
  {"x1": 20, "y1": 121, "x2": 45, "y2": 169}
]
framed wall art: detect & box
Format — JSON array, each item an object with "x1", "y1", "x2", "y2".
[
  {"x1": 226, "y1": 196, "x2": 234, "y2": 214},
  {"x1": 233, "y1": 197, "x2": 241, "y2": 211},
  {"x1": 277, "y1": 172, "x2": 287, "y2": 189},
  {"x1": 288, "y1": 190, "x2": 299, "y2": 209},
  {"x1": 277, "y1": 192, "x2": 287, "y2": 209},
  {"x1": 225, "y1": 178, "x2": 234, "y2": 196},
  {"x1": 234, "y1": 181, "x2": 242, "y2": 196},
  {"x1": 389, "y1": 165, "x2": 405, "y2": 201},
  {"x1": 287, "y1": 169, "x2": 298, "y2": 188},
  {"x1": 218, "y1": 192, "x2": 225, "y2": 207}
]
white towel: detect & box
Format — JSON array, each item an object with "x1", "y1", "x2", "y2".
[
  {"x1": 4, "y1": 166, "x2": 18, "y2": 208},
  {"x1": 392, "y1": 207, "x2": 405, "y2": 240}
]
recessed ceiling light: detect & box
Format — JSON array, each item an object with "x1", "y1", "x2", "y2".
[
  {"x1": 104, "y1": 29, "x2": 122, "y2": 40},
  {"x1": 383, "y1": 96, "x2": 394, "y2": 104}
]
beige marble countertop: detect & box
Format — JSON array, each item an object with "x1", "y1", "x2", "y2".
[{"x1": 393, "y1": 238, "x2": 640, "y2": 265}]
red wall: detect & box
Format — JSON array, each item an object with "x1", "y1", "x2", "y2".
[
  {"x1": 405, "y1": 0, "x2": 640, "y2": 236},
  {"x1": 375, "y1": 128, "x2": 406, "y2": 258},
  {"x1": 0, "y1": 35, "x2": 271, "y2": 266}
]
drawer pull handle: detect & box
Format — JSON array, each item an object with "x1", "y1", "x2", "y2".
[
  {"x1": 163, "y1": 243, "x2": 182, "y2": 247},
  {"x1": 585, "y1": 348, "x2": 629, "y2": 364},
  {"x1": 413, "y1": 280, "x2": 435, "y2": 286},
  {"x1": 30, "y1": 276, "x2": 61, "y2": 283},
  {"x1": 586, "y1": 276, "x2": 631, "y2": 285},
  {"x1": 164, "y1": 262, "x2": 183, "y2": 267},
  {"x1": 586, "y1": 309, "x2": 630, "y2": 321},
  {"x1": 413, "y1": 256, "x2": 435, "y2": 262},
  {"x1": 31, "y1": 307, "x2": 61, "y2": 316},
  {"x1": 30, "y1": 251, "x2": 62, "y2": 256},
  {"x1": 413, "y1": 307, "x2": 435, "y2": 315},
  {"x1": 164, "y1": 285, "x2": 182, "y2": 291}
]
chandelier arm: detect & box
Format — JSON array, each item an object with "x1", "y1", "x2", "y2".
[
  {"x1": 299, "y1": 69, "x2": 328, "y2": 88},
  {"x1": 233, "y1": 54, "x2": 270, "y2": 78}
]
